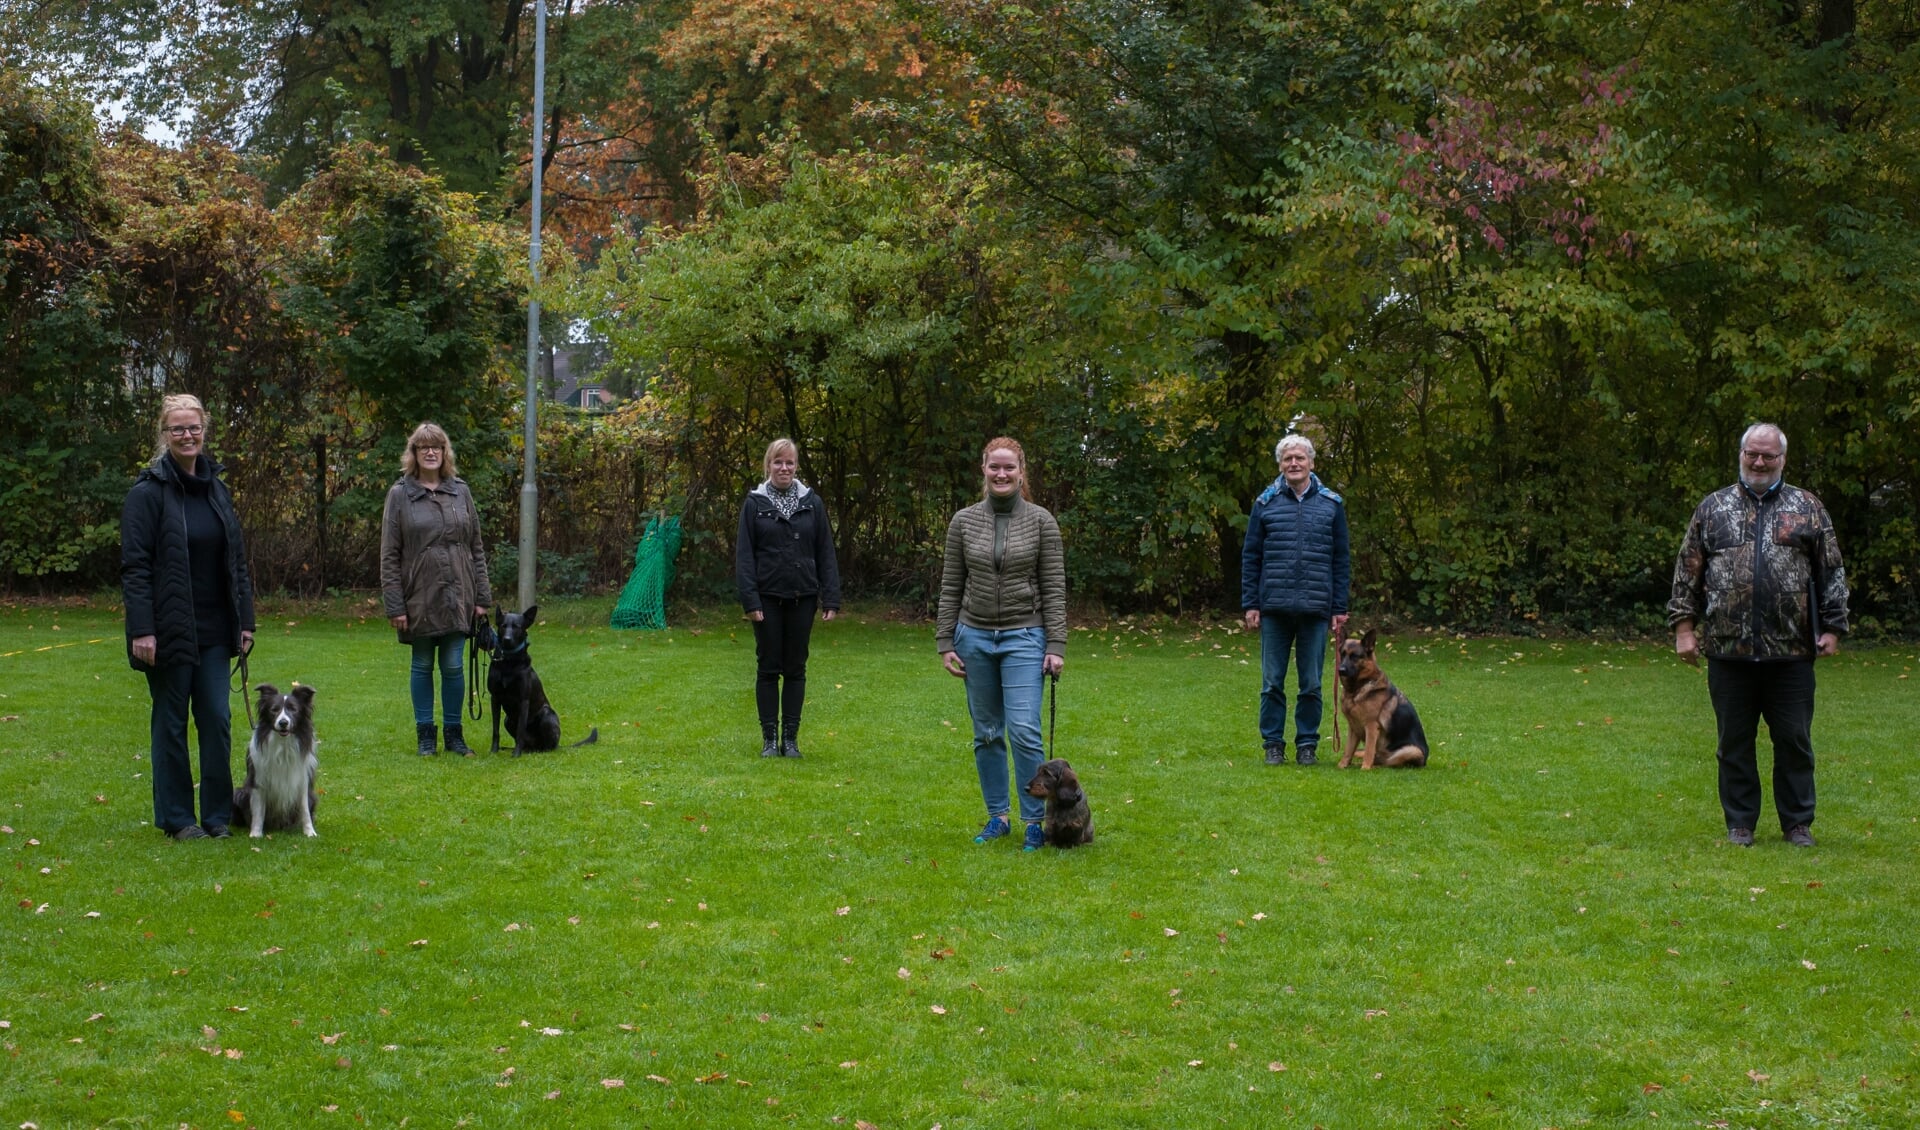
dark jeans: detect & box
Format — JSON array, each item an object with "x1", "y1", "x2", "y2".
[
  {"x1": 1706, "y1": 658, "x2": 1816, "y2": 833},
  {"x1": 145, "y1": 644, "x2": 234, "y2": 834},
  {"x1": 1259, "y1": 611, "x2": 1329, "y2": 749},
  {"x1": 752, "y1": 595, "x2": 818, "y2": 735}
]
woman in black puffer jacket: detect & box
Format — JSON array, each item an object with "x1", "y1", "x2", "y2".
[
  {"x1": 120, "y1": 394, "x2": 256, "y2": 841},
  {"x1": 735, "y1": 438, "x2": 841, "y2": 758}
]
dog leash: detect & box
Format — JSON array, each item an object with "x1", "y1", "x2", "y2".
[
  {"x1": 1047, "y1": 671, "x2": 1058, "y2": 759},
  {"x1": 230, "y1": 640, "x2": 255, "y2": 729},
  {"x1": 1327, "y1": 620, "x2": 1344, "y2": 756},
  {"x1": 467, "y1": 615, "x2": 493, "y2": 722}
]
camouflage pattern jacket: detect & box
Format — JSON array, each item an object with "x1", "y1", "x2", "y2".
[{"x1": 1668, "y1": 481, "x2": 1849, "y2": 660}]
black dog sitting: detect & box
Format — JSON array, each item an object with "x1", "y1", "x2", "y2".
[
  {"x1": 488, "y1": 605, "x2": 598, "y2": 755},
  {"x1": 1025, "y1": 758, "x2": 1094, "y2": 847}
]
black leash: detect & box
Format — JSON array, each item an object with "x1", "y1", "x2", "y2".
[
  {"x1": 467, "y1": 621, "x2": 492, "y2": 722},
  {"x1": 1047, "y1": 671, "x2": 1058, "y2": 759},
  {"x1": 231, "y1": 641, "x2": 254, "y2": 729}
]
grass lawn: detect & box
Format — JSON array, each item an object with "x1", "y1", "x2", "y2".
[{"x1": 2, "y1": 598, "x2": 1917, "y2": 1128}]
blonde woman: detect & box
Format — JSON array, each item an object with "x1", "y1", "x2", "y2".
[
  {"x1": 935, "y1": 437, "x2": 1067, "y2": 850},
  {"x1": 120, "y1": 393, "x2": 256, "y2": 840},
  {"x1": 380, "y1": 422, "x2": 491, "y2": 755},
  {"x1": 735, "y1": 438, "x2": 841, "y2": 757}
]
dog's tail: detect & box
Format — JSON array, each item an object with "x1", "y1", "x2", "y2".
[{"x1": 570, "y1": 727, "x2": 600, "y2": 748}]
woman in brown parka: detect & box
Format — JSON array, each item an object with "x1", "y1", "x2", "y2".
[{"x1": 380, "y1": 422, "x2": 492, "y2": 755}]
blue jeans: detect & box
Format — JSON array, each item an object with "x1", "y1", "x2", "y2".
[
  {"x1": 410, "y1": 634, "x2": 466, "y2": 726},
  {"x1": 953, "y1": 624, "x2": 1046, "y2": 824},
  {"x1": 1259, "y1": 612, "x2": 1329, "y2": 748},
  {"x1": 145, "y1": 644, "x2": 234, "y2": 833}
]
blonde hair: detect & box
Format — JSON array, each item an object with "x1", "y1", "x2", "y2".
[
  {"x1": 762, "y1": 437, "x2": 799, "y2": 480},
  {"x1": 980, "y1": 436, "x2": 1033, "y2": 501},
  {"x1": 401, "y1": 421, "x2": 458, "y2": 479},
  {"x1": 153, "y1": 393, "x2": 209, "y2": 459}
]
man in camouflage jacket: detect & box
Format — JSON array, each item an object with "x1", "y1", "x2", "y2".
[{"x1": 1669, "y1": 423, "x2": 1848, "y2": 848}]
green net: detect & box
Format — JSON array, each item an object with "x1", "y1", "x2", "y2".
[{"x1": 611, "y1": 514, "x2": 683, "y2": 629}]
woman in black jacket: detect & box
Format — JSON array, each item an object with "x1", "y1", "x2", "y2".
[
  {"x1": 735, "y1": 438, "x2": 841, "y2": 758},
  {"x1": 121, "y1": 394, "x2": 256, "y2": 840}
]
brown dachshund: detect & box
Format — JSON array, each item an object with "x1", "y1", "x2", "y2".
[
  {"x1": 1025, "y1": 759, "x2": 1094, "y2": 847},
  {"x1": 1335, "y1": 630, "x2": 1430, "y2": 769}
]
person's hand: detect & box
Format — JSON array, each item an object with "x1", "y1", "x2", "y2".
[
  {"x1": 1243, "y1": 609, "x2": 1260, "y2": 631},
  {"x1": 1331, "y1": 613, "x2": 1349, "y2": 638},
  {"x1": 390, "y1": 614, "x2": 408, "y2": 632},
  {"x1": 475, "y1": 605, "x2": 489, "y2": 619},
  {"x1": 1816, "y1": 631, "x2": 1839, "y2": 658},
  {"x1": 1674, "y1": 624, "x2": 1700, "y2": 667},
  {"x1": 131, "y1": 634, "x2": 157, "y2": 666},
  {"x1": 747, "y1": 610, "x2": 764, "y2": 622},
  {"x1": 942, "y1": 650, "x2": 966, "y2": 678},
  {"x1": 822, "y1": 609, "x2": 837, "y2": 621},
  {"x1": 239, "y1": 630, "x2": 254, "y2": 656},
  {"x1": 1043, "y1": 653, "x2": 1064, "y2": 678}
]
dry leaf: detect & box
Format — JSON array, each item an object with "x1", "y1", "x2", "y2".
[
  {"x1": 321, "y1": 1033, "x2": 344, "y2": 1044},
  {"x1": 1748, "y1": 1070, "x2": 1771, "y2": 1084},
  {"x1": 1268, "y1": 1062, "x2": 1287, "y2": 1072},
  {"x1": 224, "y1": 1048, "x2": 243, "y2": 1059},
  {"x1": 228, "y1": 1111, "x2": 245, "y2": 1122},
  {"x1": 646, "y1": 1074, "x2": 671, "y2": 1085},
  {"x1": 696, "y1": 1072, "x2": 728, "y2": 1084},
  {"x1": 539, "y1": 1027, "x2": 564, "y2": 1036},
  {"x1": 1164, "y1": 928, "x2": 1179, "y2": 937},
  {"x1": 1188, "y1": 1059, "x2": 1204, "y2": 1067},
  {"x1": 1801, "y1": 960, "x2": 1817, "y2": 970},
  {"x1": 836, "y1": 906, "x2": 851, "y2": 916},
  {"x1": 409, "y1": 939, "x2": 428, "y2": 947},
  {"x1": 930, "y1": 1005, "x2": 947, "y2": 1015},
  {"x1": 897, "y1": 967, "x2": 911, "y2": 980},
  {"x1": 857, "y1": 1122, "x2": 879, "y2": 1130},
  {"x1": 602, "y1": 1078, "x2": 626, "y2": 1088},
  {"x1": 545, "y1": 1090, "x2": 561, "y2": 1100},
  {"x1": 1643, "y1": 1082, "x2": 1663, "y2": 1094},
  {"x1": 504, "y1": 923, "x2": 522, "y2": 932},
  {"x1": 261, "y1": 946, "x2": 282, "y2": 956}
]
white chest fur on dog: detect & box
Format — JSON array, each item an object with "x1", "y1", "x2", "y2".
[{"x1": 238, "y1": 684, "x2": 319, "y2": 838}]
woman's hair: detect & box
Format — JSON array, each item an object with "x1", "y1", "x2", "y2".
[
  {"x1": 401, "y1": 421, "x2": 458, "y2": 478},
  {"x1": 979, "y1": 436, "x2": 1033, "y2": 501},
  {"x1": 153, "y1": 393, "x2": 209, "y2": 458},
  {"x1": 763, "y1": 437, "x2": 799, "y2": 480}
]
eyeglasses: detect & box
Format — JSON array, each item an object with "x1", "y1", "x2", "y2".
[
  {"x1": 415, "y1": 444, "x2": 445, "y2": 453},
  {"x1": 1741, "y1": 449, "x2": 1783, "y2": 464},
  {"x1": 165, "y1": 425, "x2": 205, "y2": 437}
]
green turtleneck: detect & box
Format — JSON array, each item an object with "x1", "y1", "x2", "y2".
[{"x1": 991, "y1": 491, "x2": 1015, "y2": 569}]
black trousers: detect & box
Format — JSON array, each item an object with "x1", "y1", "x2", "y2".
[
  {"x1": 752, "y1": 595, "x2": 817, "y2": 735},
  {"x1": 1706, "y1": 657, "x2": 1817, "y2": 834}
]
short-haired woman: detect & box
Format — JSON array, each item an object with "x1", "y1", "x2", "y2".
[
  {"x1": 381, "y1": 422, "x2": 492, "y2": 755},
  {"x1": 735, "y1": 438, "x2": 841, "y2": 757},
  {"x1": 936, "y1": 437, "x2": 1067, "y2": 851},
  {"x1": 121, "y1": 393, "x2": 256, "y2": 840}
]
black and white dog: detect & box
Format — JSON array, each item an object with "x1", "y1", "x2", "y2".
[
  {"x1": 489, "y1": 605, "x2": 599, "y2": 755},
  {"x1": 232, "y1": 684, "x2": 319, "y2": 838}
]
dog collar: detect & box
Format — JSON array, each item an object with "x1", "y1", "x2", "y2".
[{"x1": 491, "y1": 640, "x2": 529, "y2": 660}]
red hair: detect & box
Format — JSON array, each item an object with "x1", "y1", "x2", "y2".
[{"x1": 980, "y1": 436, "x2": 1033, "y2": 501}]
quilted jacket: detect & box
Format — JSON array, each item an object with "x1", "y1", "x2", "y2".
[
  {"x1": 1240, "y1": 473, "x2": 1350, "y2": 617},
  {"x1": 935, "y1": 496, "x2": 1068, "y2": 657}
]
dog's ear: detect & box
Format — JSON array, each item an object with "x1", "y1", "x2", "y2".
[
  {"x1": 493, "y1": 605, "x2": 504, "y2": 626},
  {"x1": 1361, "y1": 628, "x2": 1377, "y2": 653},
  {"x1": 254, "y1": 683, "x2": 279, "y2": 702},
  {"x1": 290, "y1": 684, "x2": 316, "y2": 705},
  {"x1": 1055, "y1": 782, "x2": 1082, "y2": 806},
  {"x1": 522, "y1": 603, "x2": 538, "y2": 623}
]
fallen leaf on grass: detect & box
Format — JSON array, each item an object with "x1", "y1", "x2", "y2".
[
  {"x1": 696, "y1": 1072, "x2": 728, "y2": 1084},
  {"x1": 1801, "y1": 960, "x2": 1817, "y2": 970},
  {"x1": 646, "y1": 1074, "x2": 671, "y2": 1084},
  {"x1": 539, "y1": 1027, "x2": 564, "y2": 1036},
  {"x1": 930, "y1": 1005, "x2": 947, "y2": 1015},
  {"x1": 409, "y1": 939, "x2": 428, "y2": 947},
  {"x1": 504, "y1": 923, "x2": 521, "y2": 932},
  {"x1": 897, "y1": 968, "x2": 911, "y2": 980},
  {"x1": 261, "y1": 946, "x2": 282, "y2": 956},
  {"x1": 840, "y1": 1060, "x2": 858, "y2": 1068},
  {"x1": 320, "y1": 1033, "x2": 344, "y2": 1044},
  {"x1": 602, "y1": 1078, "x2": 626, "y2": 1088},
  {"x1": 857, "y1": 1122, "x2": 879, "y2": 1130},
  {"x1": 545, "y1": 1090, "x2": 561, "y2": 1100},
  {"x1": 1268, "y1": 1062, "x2": 1286, "y2": 1072},
  {"x1": 1748, "y1": 1070, "x2": 1771, "y2": 1084},
  {"x1": 228, "y1": 1111, "x2": 245, "y2": 1122},
  {"x1": 1364, "y1": 1009, "x2": 1389, "y2": 1019},
  {"x1": 835, "y1": 906, "x2": 850, "y2": 916},
  {"x1": 1643, "y1": 1082, "x2": 1663, "y2": 1094},
  {"x1": 1164, "y1": 928, "x2": 1179, "y2": 937},
  {"x1": 224, "y1": 1048, "x2": 243, "y2": 1059}
]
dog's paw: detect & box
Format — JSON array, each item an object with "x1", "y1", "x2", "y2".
[
  {"x1": 249, "y1": 830, "x2": 264, "y2": 839},
  {"x1": 303, "y1": 828, "x2": 318, "y2": 838}
]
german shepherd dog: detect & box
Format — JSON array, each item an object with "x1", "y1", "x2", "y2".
[
  {"x1": 488, "y1": 605, "x2": 599, "y2": 755},
  {"x1": 1025, "y1": 759, "x2": 1095, "y2": 847},
  {"x1": 1335, "y1": 630, "x2": 1429, "y2": 769},
  {"x1": 232, "y1": 684, "x2": 320, "y2": 837}
]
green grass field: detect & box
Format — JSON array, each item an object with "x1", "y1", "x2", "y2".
[{"x1": 2, "y1": 598, "x2": 1916, "y2": 1128}]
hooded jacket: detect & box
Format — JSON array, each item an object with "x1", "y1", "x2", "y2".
[
  {"x1": 735, "y1": 481, "x2": 842, "y2": 614},
  {"x1": 380, "y1": 475, "x2": 493, "y2": 643},
  {"x1": 1240, "y1": 472, "x2": 1350, "y2": 617},
  {"x1": 1668, "y1": 480, "x2": 1849, "y2": 660},
  {"x1": 120, "y1": 452, "x2": 256, "y2": 669}
]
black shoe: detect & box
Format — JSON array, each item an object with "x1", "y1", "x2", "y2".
[
  {"x1": 1263, "y1": 742, "x2": 1286, "y2": 766},
  {"x1": 760, "y1": 737, "x2": 779, "y2": 758},
  {"x1": 172, "y1": 825, "x2": 209, "y2": 841},
  {"x1": 781, "y1": 738, "x2": 802, "y2": 759},
  {"x1": 444, "y1": 724, "x2": 474, "y2": 756},
  {"x1": 781, "y1": 726, "x2": 801, "y2": 758},
  {"x1": 416, "y1": 722, "x2": 437, "y2": 756},
  {"x1": 1294, "y1": 744, "x2": 1318, "y2": 767},
  {"x1": 1784, "y1": 824, "x2": 1816, "y2": 847},
  {"x1": 1727, "y1": 827, "x2": 1755, "y2": 846},
  {"x1": 205, "y1": 825, "x2": 231, "y2": 839}
]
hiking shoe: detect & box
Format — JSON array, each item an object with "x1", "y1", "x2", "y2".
[
  {"x1": 1294, "y1": 744, "x2": 1318, "y2": 767},
  {"x1": 444, "y1": 724, "x2": 474, "y2": 756},
  {"x1": 416, "y1": 722, "x2": 437, "y2": 756},
  {"x1": 172, "y1": 825, "x2": 209, "y2": 841},
  {"x1": 1785, "y1": 824, "x2": 1816, "y2": 847},
  {"x1": 1263, "y1": 742, "x2": 1286, "y2": 766},
  {"x1": 1022, "y1": 822, "x2": 1047, "y2": 852},
  {"x1": 1727, "y1": 827, "x2": 1755, "y2": 846},
  {"x1": 973, "y1": 816, "x2": 1011, "y2": 843},
  {"x1": 760, "y1": 738, "x2": 780, "y2": 758},
  {"x1": 205, "y1": 825, "x2": 231, "y2": 839},
  {"x1": 781, "y1": 739, "x2": 802, "y2": 759}
]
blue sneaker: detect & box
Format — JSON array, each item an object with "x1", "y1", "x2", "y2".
[
  {"x1": 973, "y1": 816, "x2": 1011, "y2": 843},
  {"x1": 1021, "y1": 822, "x2": 1046, "y2": 852}
]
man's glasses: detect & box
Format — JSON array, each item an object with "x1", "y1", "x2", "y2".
[{"x1": 165, "y1": 425, "x2": 205, "y2": 437}]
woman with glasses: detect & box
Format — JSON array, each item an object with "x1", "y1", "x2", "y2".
[
  {"x1": 380, "y1": 422, "x2": 492, "y2": 755},
  {"x1": 120, "y1": 394, "x2": 256, "y2": 840}
]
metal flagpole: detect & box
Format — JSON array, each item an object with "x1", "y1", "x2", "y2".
[{"x1": 518, "y1": 0, "x2": 547, "y2": 610}]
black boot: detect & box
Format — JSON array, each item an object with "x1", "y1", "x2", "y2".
[
  {"x1": 760, "y1": 721, "x2": 779, "y2": 757},
  {"x1": 780, "y1": 722, "x2": 802, "y2": 759},
  {"x1": 444, "y1": 723, "x2": 473, "y2": 756},
  {"x1": 416, "y1": 722, "x2": 437, "y2": 756}
]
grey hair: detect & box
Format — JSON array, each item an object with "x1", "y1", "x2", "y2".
[
  {"x1": 1740, "y1": 422, "x2": 1787, "y2": 455},
  {"x1": 1275, "y1": 434, "x2": 1315, "y2": 462}
]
